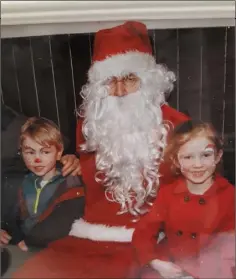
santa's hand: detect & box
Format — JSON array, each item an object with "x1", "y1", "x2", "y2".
[
  {"x1": 150, "y1": 259, "x2": 184, "y2": 278},
  {"x1": 60, "y1": 154, "x2": 81, "y2": 176},
  {"x1": 0, "y1": 229, "x2": 12, "y2": 245},
  {"x1": 17, "y1": 240, "x2": 28, "y2": 252}
]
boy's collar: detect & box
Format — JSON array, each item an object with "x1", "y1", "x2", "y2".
[{"x1": 31, "y1": 168, "x2": 63, "y2": 184}]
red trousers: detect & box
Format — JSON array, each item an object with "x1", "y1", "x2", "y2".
[{"x1": 13, "y1": 236, "x2": 138, "y2": 279}]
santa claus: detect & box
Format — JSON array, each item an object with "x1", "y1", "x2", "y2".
[{"x1": 13, "y1": 21, "x2": 189, "y2": 278}]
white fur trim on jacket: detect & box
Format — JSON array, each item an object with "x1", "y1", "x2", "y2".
[
  {"x1": 88, "y1": 52, "x2": 156, "y2": 83},
  {"x1": 69, "y1": 218, "x2": 134, "y2": 242}
]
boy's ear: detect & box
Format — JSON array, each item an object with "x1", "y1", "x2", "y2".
[
  {"x1": 56, "y1": 148, "x2": 64, "y2": 161},
  {"x1": 216, "y1": 149, "x2": 223, "y2": 164}
]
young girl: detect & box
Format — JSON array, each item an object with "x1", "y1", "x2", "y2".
[
  {"x1": 132, "y1": 120, "x2": 235, "y2": 279},
  {"x1": 0, "y1": 117, "x2": 85, "y2": 251}
]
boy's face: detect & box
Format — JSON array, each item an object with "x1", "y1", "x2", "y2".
[
  {"x1": 21, "y1": 136, "x2": 63, "y2": 180},
  {"x1": 177, "y1": 136, "x2": 222, "y2": 186}
]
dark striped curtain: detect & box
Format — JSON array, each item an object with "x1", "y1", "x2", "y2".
[{"x1": 1, "y1": 27, "x2": 235, "y2": 183}]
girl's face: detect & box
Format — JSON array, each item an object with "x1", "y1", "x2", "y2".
[{"x1": 177, "y1": 136, "x2": 222, "y2": 186}]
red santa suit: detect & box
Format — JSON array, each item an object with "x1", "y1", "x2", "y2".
[
  {"x1": 132, "y1": 175, "x2": 235, "y2": 279},
  {"x1": 13, "y1": 21, "x2": 189, "y2": 279}
]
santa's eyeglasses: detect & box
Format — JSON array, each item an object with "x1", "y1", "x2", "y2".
[{"x1": 103, "y1": 74, "x2": 140, "y2": 88}]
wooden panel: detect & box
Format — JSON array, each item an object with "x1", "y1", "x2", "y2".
[
  {"x1": 152, "y1": 29, "x2": 178, "y2": 109},
  {"x1": 223, "y1": 27, "x2": 235, "y2": 184},
  {"x1": 68, "y1": 33, "x2": 91, "y2": 108},
  {"x1": 1, "y1": 39, "x2": 21, "y2": 112},
  {"x1": 201, "y1": 28, "x2": 226, "y2": 134},
  {"x1": 12, "y1": 37, "x2": 39, "y2": 116},
  {"x1": 147, "y1": 30, "x2": 156, "y2": 58},
  {"x1": 88, "y1": 33, "x2": 94, "y2": 63},
  {"x1": 178, "y1": 28, "x2": 202, "y2": 118},
  {"x1": 1, "y1": 28, "x2": 235, "y2": 182},
  {"x1": 223, "y1": 27, "x2": 235, "y2": 138},
  {"x1": 30, "y1": 36, "x2": 59, "y2": 125},
  {"x1": 50, "y1": 35, "x2": 77, "y2": 152}
]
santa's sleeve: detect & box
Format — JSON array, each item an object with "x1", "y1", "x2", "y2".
[{"x1": 132, "y1": 187, "x2": 169, "y2": 266}]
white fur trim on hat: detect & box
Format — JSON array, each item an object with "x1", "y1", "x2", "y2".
[{"x1": 88, "y1": 51, "x2": 156, "y2": 82}]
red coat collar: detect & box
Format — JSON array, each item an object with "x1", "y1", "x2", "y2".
[{"x1": 173, "y1": 174, "x2": 232, "y2": 196}]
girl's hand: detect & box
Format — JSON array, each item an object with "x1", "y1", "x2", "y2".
[
  {"x1": 17, "y1": 240, "x2": 28, "y2": 252},
  {"x1": 150, "y1": 259, "x2": 184, "y2": 278},
  {"x1": 0, "y1": 229, "x2": 11, "y2": 245}
]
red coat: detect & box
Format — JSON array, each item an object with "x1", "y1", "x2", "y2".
[
  {"x1": 13, "y1": 105, "x2": 189, "y2": 279},
  {"x1": 132, "y1": 175, "x2": 235, "y2": 278}
]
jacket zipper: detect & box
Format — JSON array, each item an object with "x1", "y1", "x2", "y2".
[
  {"x1": 33, "y1": 178, "x2": 48, "y2": 214},
  {"x1": 33, "y1": 173, "x2": 61, "y2": 214},
  {"x1": 33, "y1": 186, "x2": 43, "y2": 214}
]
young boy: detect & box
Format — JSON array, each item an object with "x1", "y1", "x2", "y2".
[{"x1": 0, "y1": 117, "x2": 85, "y2": 251}]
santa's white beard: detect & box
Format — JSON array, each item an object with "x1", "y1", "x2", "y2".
[{"x1": 81, "y1": 90, "x2": 168, "y2": 215}]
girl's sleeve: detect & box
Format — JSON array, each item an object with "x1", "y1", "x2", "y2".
[{"x1": 219, "y1": 186, "x2": 235, "y2": 232}]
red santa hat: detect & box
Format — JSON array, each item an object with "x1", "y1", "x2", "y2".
[{"x1": 88, "y1": 21, "x2": 157, "y2": 82}]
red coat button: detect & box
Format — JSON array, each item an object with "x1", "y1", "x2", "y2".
[
  {"x1": 184, "y1": 195, "x2": 190, "y2": 202},
  {"x1": 191, "y1": 233, "x2": 197, "y2": 239},
  {"x1": 176, "y1": 230, "x2": 183, "y2": 236},
  {"x1": 199, "y1": 198, "x2": 206, "y2": 205}
]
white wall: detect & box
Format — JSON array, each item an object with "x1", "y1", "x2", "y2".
[{"x1": 2, "y1": 1, "x2": 235, "y2": 38}]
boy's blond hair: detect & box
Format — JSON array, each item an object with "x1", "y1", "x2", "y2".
[{"x1": 20, "y1": 117, "x2": 63, "y2": 151}]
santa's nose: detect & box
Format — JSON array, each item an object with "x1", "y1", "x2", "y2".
[
  {"x1": 34, "y1": 158, "x2": 41, "y2": 163},
  {"x1": 114, "y1": 81, "x2": 126, "y2": 97}
]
